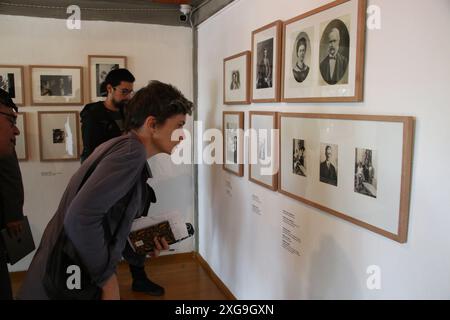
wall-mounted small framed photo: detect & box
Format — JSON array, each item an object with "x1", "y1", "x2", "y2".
[
  {"x1": 16, "y1": 112, "x2": 28, "y2": 161},
  {"x1": 223, "y1": 51, "x2": 251, "y2": 105},
  {"x1": 282, "y1": 0, "x2": 366, "y2": 102},
  {"x1": 88, "y1": 55, "x2": 127, "y2": 102},
  {"x1": 251, "y1": 20, "x2": 283, "y2": 103},
  {"x1": 249, "y1": 111, "x2": 278, "y2": 191},
  {"x1": 38, "y1": 111, "x2": 80, "y2": 161},
  {"x1": 30, "y1": 65, "x2": 84, "y2": 106},
  {"x1": 223, "y1": 111, "x2": 244, "y2": 176},
  {"x1": 278, "y1": 112, "x2": 414, "y2": 243},
  {"x1": 0, "y1": 65, "x2": 25, "y2": 106}
]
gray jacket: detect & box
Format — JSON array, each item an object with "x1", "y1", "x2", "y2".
[{"x1": 17, "y1": 132, "x2": 151, "y2": 299}]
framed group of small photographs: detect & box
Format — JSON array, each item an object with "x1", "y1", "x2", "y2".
[
  {"x1": 223, "y1": 0, "x2": 366, "y2": 105},
  {"x1": 278, "y1": 113, "x2": 414, "y2": 243},
  {"x1": 222, "y1": 111, "x2": 415, "y2": 243}
]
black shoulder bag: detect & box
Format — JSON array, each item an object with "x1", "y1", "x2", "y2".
[{"x1": 43, "y1": 157, "x2": 132, "y2": 300}]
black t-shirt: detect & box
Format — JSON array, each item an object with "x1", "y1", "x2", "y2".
[{"x1": 80, "y1": 101, "x2": 124, "y2": 163}]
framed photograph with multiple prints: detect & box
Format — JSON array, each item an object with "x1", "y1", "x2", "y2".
[
  {"x1": 249, "y1": 111, "x2": 278, "y2": 190},
  {"x1": 223, "y1": 51, "x2": 251, "y2": 105},
  {"x1": 251, "y1": 20, "x2": 283, "y2": 103},
  {"x1": 16, "y1": 112, "x2": 28, "y2": 161},
  {"x1": 38, "y1": 111, "x2": 80, "y2": 161},
  {"x1": 223, "y1": 111, "x2": 244, "y2": 176},
  {"x1": 30, "y1": 65, "x2": 84, "y2": 106},
  {"x1": 0, "y1": 65, "x2": 25, "y2": 106},
  {"x1": 88, "y1": 55, "x2": 127, "y2": 102},
  {"x1": 282, "y1": 0, "x2": 366, "y2": 102},
  {"x1": 278, "y1": 113, "x2": 414, "y2": 243}
]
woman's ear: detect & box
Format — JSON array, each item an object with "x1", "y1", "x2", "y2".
[{"x1": 144, "y1": 116, "x2": 157, "y2": 131}]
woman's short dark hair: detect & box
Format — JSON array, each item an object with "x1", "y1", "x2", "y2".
[
  {"x1": 125, "y1": 80, "x2": 194, "y2": 131},
  {"x1": 296, "y1": 37, "x2": 307, "y2": 56}
]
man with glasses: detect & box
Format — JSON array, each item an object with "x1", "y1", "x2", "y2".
[
  {"x1": 80, "y1": 68, "x2": 135, "y2": 162},
  {"x1": 80, "y1": 69, "x2": 165, "y2": 297},
  {"x1": 0, "y1": 89, "x2": 24, "y2": 299}
]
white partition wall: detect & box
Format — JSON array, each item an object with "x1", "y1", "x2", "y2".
[{"x1": 196, "y1": 0, "x2": 450, "y2": 299}]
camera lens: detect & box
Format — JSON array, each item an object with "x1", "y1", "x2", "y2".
[{"x1": 179, "y1": 14, "x2": 187, "y2": 22}]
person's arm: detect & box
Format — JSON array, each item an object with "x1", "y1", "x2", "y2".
[
  {"x1": 0, "y1": 152, "x2": 24, "y2": 236},
  {"x1": 64, "y1": 139, "x2": 147, "y2": 288}
]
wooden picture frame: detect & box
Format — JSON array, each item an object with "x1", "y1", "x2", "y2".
[
  {"x1": 30, "y1": 65, "x2": 84, "y2": 106},
  {"x1": 278, "y1": 113, "x2": 414, "y2": 243},
  {"x1": 0, "y1": 65, "x2": 25, "y2": 106},
  {"x1": 88, "y1": 55, "x2": 127, "y2": 102},
  {"x1": 251, "y1": 20, "x2": 283, "y2": 103},
  {"x1": 281, "y1": 0, "x2": 366, "y2": 102},
  {"x1": 38, "y1": 111, "x2": 80, "y2": 161},
  {"x1": 223, "y1": 51, "x2": 251, "y2": 105},
  {"x1": 249, "y1": 111, "x2": 278, "y2": 191},
  {"x1": 223, "y1": 111, "x2": 244, "y2": 177},
  {"x1": 16, "y1": 112, "x2": 28, "y2": 161}
]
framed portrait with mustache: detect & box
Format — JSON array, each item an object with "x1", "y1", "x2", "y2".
[{"x1": 281, "y1": 0, "x2": 366, "y2": 102}]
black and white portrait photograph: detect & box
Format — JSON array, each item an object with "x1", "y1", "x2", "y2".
[
  {"x1": 230, "y1": 70, "x2": 240, "y2": 90},
  {"x1": 258, "y1": 135, "x2": 267, "y2": 161},
  {"x1": 0, "y1": 73, "x2": 16, "y2": 98},
  {"x1": 293, "y1": 139, "x2": 306, "y2": 177},
  {"x1": 319, "y1": 143, "x2": 338, "y2": 186},
  {"x1": 256, "y1": 38, "x2": 274, "y2": 89},
  {"x1": 96, "y1": 63, "x2": 119, "y2": 96},
  {"x1": 354, "y1": 148, "x2": 377, "y2": 198},
  {"x1": 291, "y1": 32, "x2": 311, "y2": 84},
  {"x1": 319, "y1": 18, "x2": 350, "y2": 85},
  {"x1": 226, "y1": 122, "x2": 238, "y2": 164},
  {"x1": 40, "y1": 75, "x2": 73, "y2": 96},
  {"x1": 52, "y1": 129, "x2": 65, "y2": 144}
]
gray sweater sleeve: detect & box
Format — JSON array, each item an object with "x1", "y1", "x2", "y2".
[{"x1": 63, "y1": 139, "x2": 146, "y2": 287}]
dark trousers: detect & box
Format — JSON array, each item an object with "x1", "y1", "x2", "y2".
[
  {"x1": 122, "y1": 241, "x2": 146, "y2": 268},
  {"x1": 0, "y1": 252, "x2": 12, "y2": 300}
]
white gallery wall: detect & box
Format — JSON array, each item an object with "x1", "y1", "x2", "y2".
[
  {"x1": 0, "y1": 15, "x2": 194, "y2": 271},
  {"x1": 197, "y1": 0, "x2": 450, "y2": 299}
]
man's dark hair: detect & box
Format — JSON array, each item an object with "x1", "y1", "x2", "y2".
[
  {"x1": 0, "y1": 88, "x2": 17, "y2": 111},
  {"x1": 125, "y1": 80, "x2": 194, "y2": 131},
  {"x1": 100, "y1": 68, "x2": 135, "y2": 96}
]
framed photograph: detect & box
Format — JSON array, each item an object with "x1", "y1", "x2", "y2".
[
  {"x1": 223, "y1": 51, "x2": 250, "y2": 105},
  {"x1": 30, "y1": 65, "x2": 84, "y2": 106},
  {"x1": 282, "y1": 0, "x2": 366, "y2": 102},
  {"x1": 16, "y1": 112, "x2": 28, "y2": 161},
  {"x1": 223, "y1": 111, "x2": 244, "y2": 176},
  {"x1": 0, "y1": 65, "x2": 25, "y2": 106},
  {"x1": 88, "y1": 55, "x2": 127, "y2": 102},
  {"x1": 38, "y1": 111, "x2": 80, "y2": 161},
  {"x1": 278, "y1": 113, "x2": 414, "y2": 243},
  {"x1": 249, "y1": 111, "x2": 278, "y2": 191},
  {"x1": 251, "y1": 20, "x2": 283, "y2": 103}
]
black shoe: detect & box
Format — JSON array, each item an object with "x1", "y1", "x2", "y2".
[{"x1": 132, "y1": 278, "x2": 165, "y2": 296}]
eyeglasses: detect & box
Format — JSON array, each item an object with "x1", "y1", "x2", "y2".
[
  {"x1": 0, "y1": 111, "x2": 17, "y2": 126},
  {"x1": 113, "y1": 87, "x2": 134, "y2": 96}
]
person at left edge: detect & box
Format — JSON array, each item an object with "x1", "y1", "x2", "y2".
[{"x1": 0, "y1": 89, "x2": 24, "y2": 300}]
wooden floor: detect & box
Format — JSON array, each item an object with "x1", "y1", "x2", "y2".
[{"x1": 10, "y1": 252, "x2": 229, "y2": 300}]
